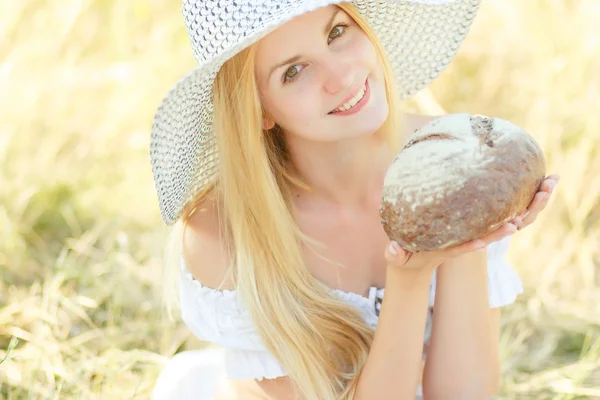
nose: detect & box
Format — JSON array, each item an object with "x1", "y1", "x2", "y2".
[{"x1": 321, "y1": 56, "x2": 354, "y2": 95}]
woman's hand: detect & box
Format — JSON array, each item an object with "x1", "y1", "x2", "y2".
[
  {"x1": 384, "y1": 222, "x2": 516, "y2": 270},
  {"x1": 509, "y1": 174, "x2": 560, "y2": 230},
  {"x1": 384, "y1": 174, "x2": 560, "y2": 270}
]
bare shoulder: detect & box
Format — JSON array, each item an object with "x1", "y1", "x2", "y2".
[
  {"x1": 404, "y1": 113, "x2": 438, "y2": 137},
  {"x1": 182, "y1": 191, "x2": 234, "y2": 291}
]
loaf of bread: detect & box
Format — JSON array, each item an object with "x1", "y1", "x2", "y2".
[{"x1": 380, "y1": 113, "x2": 546, "y2": 252}]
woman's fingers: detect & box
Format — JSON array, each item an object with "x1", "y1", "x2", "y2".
[
  {"x1": 520, "y1": 191, "x2": 550, "y2": 226},
  {"x1": 384, "y1": 241, "x2": 443, "y2": 270},
  {"x1": 442, "y1": 239, "x2": 487, "y2": 258},
  {"x1": 540, "y1": 174, "x2": 560, "y2": 192},
  {"x1": 384, "y1": 175, "x2": 561, "y2": 269},
  {"x1": 385, "y1": 223, "x2": 515, "y2": 269},
  {"x1": 440, "y1": 222, "x2": 517, "y2": 258},
  {"x1": 520, "y1": 174, "x2": 560, "y2": 228},
  {"x1": 478, "y1": 222, "x2": 518, "y2": 244},
  {"x1": 384, "y1": 241, "x2": 414, "y2": 267}
]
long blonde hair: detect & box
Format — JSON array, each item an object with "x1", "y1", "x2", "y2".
[{"x1": 164, "y1": 4, "x2": 403, "y2": 399}]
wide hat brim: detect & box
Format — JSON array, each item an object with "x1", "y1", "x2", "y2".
[{"x1": 150, "y1": 0, "x2": 482, "y2": 225}]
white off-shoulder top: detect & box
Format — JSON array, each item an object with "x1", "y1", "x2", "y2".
[{"x1": 178, "y1": 235, "x2": 523, "y2": 382}]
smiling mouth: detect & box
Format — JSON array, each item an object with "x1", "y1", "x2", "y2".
[{"x1": 329, "y1": 81, "x2": 368, "y2": 114}]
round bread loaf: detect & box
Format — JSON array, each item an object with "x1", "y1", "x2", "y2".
[{"x1": 380, "y1": 113, "x2": 546, "y2": 253}]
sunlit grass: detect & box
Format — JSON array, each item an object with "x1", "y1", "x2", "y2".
[{"x1": 1, "y1": 0, "x2": 598, "y2": 398}]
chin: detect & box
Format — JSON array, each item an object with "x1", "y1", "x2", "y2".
[{"x1": 347, "y1": 103, "x2": 389, "y2": 138}]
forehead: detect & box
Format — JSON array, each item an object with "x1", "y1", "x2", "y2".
[
  {"x1": 265, "y1": 5, "x2": 340, "y2": 39},
  {"x1": 254, "y1": 6, "x2": 344, "y2": 62}
]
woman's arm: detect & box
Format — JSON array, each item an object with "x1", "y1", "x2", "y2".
[
  {"x1": 422, "y1": 249, "x2": 501, "y2": 399},
  {"x1": 258, "y1": 239, "x2": 501, "y2": 400},
  {"x1": 256, "y1": 265, "x2": 436, "y2": 400},
  {"x1": 422, "y1": 174, "x2": 560, "y2": 399},
  {"x1": 353, "y1": 239, "x2": 494, "y2": 399},
  {"x1": 353, "y1": 264, "x2": 437, "y2": 399}
]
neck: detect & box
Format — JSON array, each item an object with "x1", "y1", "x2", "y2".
[{"x1": 285, "y1": 133, "x2": 394, "y2": 209}]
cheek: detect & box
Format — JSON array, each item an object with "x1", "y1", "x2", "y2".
[
  {"x1": 352, "y1": 34, "x2": 379, "y2": 68},
  {"x1": 268, "y1": 85, "x2": 321, "y2": 129}
]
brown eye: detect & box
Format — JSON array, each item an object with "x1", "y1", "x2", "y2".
[
  {"x1": 284, "y1": 65, "x2": 302, "y2": 82},
  {"x1": 328, "y1": 24, "x2": 347, "y2": 44}
]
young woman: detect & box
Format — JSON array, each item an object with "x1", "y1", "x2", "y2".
[{"x1": 149, "y1": 1, "x2": 559, "y2": 399}]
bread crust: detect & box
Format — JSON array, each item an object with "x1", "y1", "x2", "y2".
[{"x1": 380, "y1": 114, "x2": 546, "y2": 252}]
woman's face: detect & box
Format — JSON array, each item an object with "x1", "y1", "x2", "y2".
[{"x1": 254, "y1": 6, "x2": 389, "y2": 142}]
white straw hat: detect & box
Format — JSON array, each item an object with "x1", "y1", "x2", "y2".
[{"x1": 150, "y1": 0, "x2": 482, "y2": 225}]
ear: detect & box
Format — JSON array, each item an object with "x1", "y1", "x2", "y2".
[{"x1": 263, "y1": 116, "x2": 275, "y2": 131}]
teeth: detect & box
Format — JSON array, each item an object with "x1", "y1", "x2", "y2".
[
  {"x1": 334, "y1": 85, "x2": 366, "y2": 112},
  {"x1": 348, "y1": 88, "x2": 365, "y2": 106}
]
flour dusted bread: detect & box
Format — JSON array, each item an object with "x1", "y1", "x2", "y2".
[{"x1": 380, "y1": 113, "x2": 546, "y2": 252}]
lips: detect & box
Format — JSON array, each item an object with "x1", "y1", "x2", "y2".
[{"x1": 329, "y1": 79, "x2": 368, "y2": 114}]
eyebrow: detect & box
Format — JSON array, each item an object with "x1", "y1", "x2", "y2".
[{"x1": 268, "y1": 9, "x2": 343, "y2": 80}]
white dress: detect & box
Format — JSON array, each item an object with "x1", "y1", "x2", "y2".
[{"x1": 152, "y1": 236, "x2": 523, "y2": 399}]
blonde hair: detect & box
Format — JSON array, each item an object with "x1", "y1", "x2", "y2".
[{"x1": 164, "y1": 4, "x2": 403, "y2": 399}]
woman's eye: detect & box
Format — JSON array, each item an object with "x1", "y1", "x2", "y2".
[
  {"x1": 283, "y1": 65, "x2": 302, "y2": 81},
  {"x1": 328, "y1": 24, "x2": 347, "y2": 44},
  {"x1": 282, "y1": 23, "x2": 348, "y2": 84},
  {"x1": 284, "y1": 65, "x2": 303, "y2": 82}
]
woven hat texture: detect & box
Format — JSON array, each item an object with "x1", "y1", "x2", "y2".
[{"x1": 150, "y1": 0, "x2": 482, "y2": 225}]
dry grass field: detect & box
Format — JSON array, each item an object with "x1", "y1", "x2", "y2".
[{"x1": 1, "y1": 0, "x2": 599, "y2": 399}]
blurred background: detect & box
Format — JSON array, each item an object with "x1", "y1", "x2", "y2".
[{"x1": 1, "y1": 0, "x2": 599, "y2": 399}]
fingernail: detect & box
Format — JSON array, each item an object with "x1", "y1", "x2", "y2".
[
  {"x1": 388, "y1": 241, "x2": 399, "y2": 256},
  {"x1": 543, "y1": 193, "x2": 551, "y2": 202},
  {"x1": 521, "y1": 210, "x2": 529, "y2": 219},
  {"x1": 513, "y1": 217, "x2": 523, "y2": 226}
]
